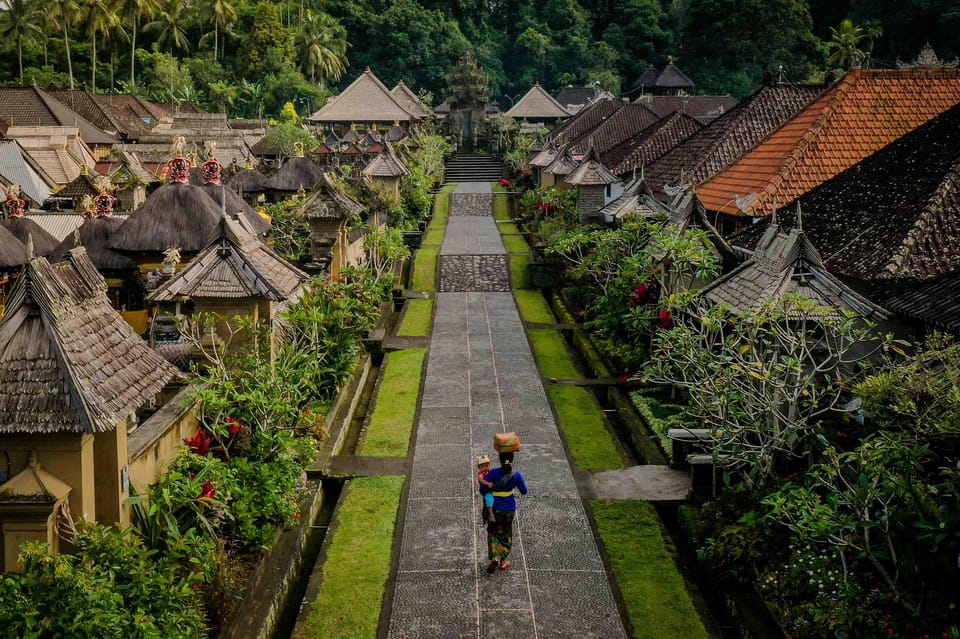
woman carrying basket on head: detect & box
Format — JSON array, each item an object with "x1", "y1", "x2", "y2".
[{"x1": 484, "y1": 432, "x2": 528, "y2": 574}]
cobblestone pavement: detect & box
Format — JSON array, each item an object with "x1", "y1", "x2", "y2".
[{"x1": 387, "y1": 182, "x2": 627, "y2": 639}]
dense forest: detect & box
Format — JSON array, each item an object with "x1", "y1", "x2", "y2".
[{"x1": 1, "y1": 0, "x2": 959, "y2": 117}]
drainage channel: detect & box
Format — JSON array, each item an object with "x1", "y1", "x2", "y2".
[{"x1": 270, "y1": 478, "x2": 343, "y2": 639}]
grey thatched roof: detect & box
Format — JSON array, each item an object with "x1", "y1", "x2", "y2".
[
  {"x1": 0, "y1": 248, "x2": 177, "y2": 434},
  {"x1": 700, "y1": 226, "x2": 889, "y2": 319},
  {"x1": 543, "y1": 153, "x2": 579, "y2": 176},
  {"x1": 48, "y1": 216, "x2": 137, "y2": 271},
  {"x1": 198, "y1": 182, "x2": 271, "y2": 235},
  {"x1": 0, "y1": 217, "x2": 59, "y2": 257},
  {"x1": 109, "y1": 182, "x2": 224, "y2": 253},
  {"x1": 268, "y1": 157, "x2": 324, "y2": 192},
  {"x1": 0, "y1": 223, "x2": 28, "y2": 268},
  {"x1": 225, "y1": 165, "x2": 271, "y2": 192},
  {"x1": 506, "y1": 83, "x2": 572, "y2": 119},
  {"x1": 149, "y1": 214, "x2": 306, "y2": 302},
  {"x1": 296, "y1": 173, "x2": 364, "y2": 220},
  {"x1": 308, "y1": 68, "x2": 418, "y2": 123},
  {"x1": 362, "y1": 147, "x2": 409, "y2": 177}
]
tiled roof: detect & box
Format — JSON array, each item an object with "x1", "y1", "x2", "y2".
[
  {"x1": 640, "y1": 95, "x2": 738, "y2": 124},
  {"x1": 506, "y1": 83, "x2": 571, "y2": 119},
  {"x1": 562, "y1": 103, "x2": 661, "y2": 157},
  {"x1": 699, "y1": 225, "x2": 889, "y2": 319},
  {"x1": 543, "y1": 153, "x2": 578, "y2": 176},
  {"x1": 871, "y1": 270, "x2": 960, "y2": 334},
  {"x1": 46, "y1": 90, "x2": 158, "y2": 141},
  {"x1": 0, "y1": 248, "x2": 176, "y2": 434},
  {"x1": 761, "y1": 102, "x2": 960, "y2": 282},
  {"x1": 565, "y1": 148, "x2": 617, "y2": 186},
  {"x1": 307, "y1": 68, "x2": 418, "y2": 123},
  {"x1": 0, "y1": 87, "x2": 117, "y2": 146},
  {"x1": 149, "y1": 214, "x2": 306, "y2": 301},
  {"x1": 604, "y1": 111, "x2": 703, "y2": 177},
  {"x1": 698, "y1": 68, "x2": 960, "y2": 216},
  {"x1": 547, "y1": 98, "x2": 625, "y2": 148},
  {"x1": 390, "y1": 81, "x2": 431, "y2": 119},
  {"x1": 554, "y1": 87, "x2": 599, "y2": 113},
  {"x1": 644, "y1": 83, "x2": 826, "y2": 196}
]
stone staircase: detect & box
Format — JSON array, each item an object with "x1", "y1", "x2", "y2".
[{"x1": 443, "y1": 154, "x2": 503, "y2": 183}]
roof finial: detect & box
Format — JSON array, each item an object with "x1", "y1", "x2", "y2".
[
  {"x1": 795, "y1": 200, "x2": 803, "y2": 233},
  {"x1": 26, "y1": 231, "x2": 34, "y2": 259}
]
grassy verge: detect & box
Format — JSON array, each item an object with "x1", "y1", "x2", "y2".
[
  {"x1": 528, "y1": 329, "x2": 578, "y2": 379},
  {"x1": 358, "y1": 349, "x2": 426, "y2": 456},
  {"x1": 592, "y1": 500, "x2": 710, "y2": 639},
  {"x1": 550, "y1": 385, "x2": 623, "y2": 470},
  {"x1": 300, "y1": 476, "x2": 404, "y2": 639},
  {"x1": 422, "y1": 226, "x2": 445, "y2": 245},
  {"x1": 492, "y1": 184, "x2": 511, "y2": 221},
  {"x1": 510, "y1": 253, "x2": 529, "y2": 290},
  {"x1": 396, "y1": 298, "x2": 434, "y2": 337},
  {"x1": 514, "y1": 290, "x2": 554, "y2": 324},
  {"x1": 411, "y1": 246, "x2": 438, "y2": 291},
  {"x1": 502, "y1": 232, "x2": 529, "y2": 254}
]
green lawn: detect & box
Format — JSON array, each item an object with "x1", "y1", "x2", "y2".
[
  {"x1": 502, "y1": 233, "x2": 529, "y2": 254},
  {"x1": 528, "y1": 329, "x2": 578, "y2": 379},
  {"x1": 396, "y1": 298, "x2": 434, "y2": 337},
  {"x1": 592, "y1": 500, "x2": 710, "y2": 639},
  {"x1": 550, "y1": 385, "x2": 623, "y2": 470},
  {"x1": 422, "y1": 225, "x2": 445, "y2": 245},
  {"x1": 513, "y1": 290, "x2": 554, "y2": 324},
  {"x1": 492, "y1": 183, "x2": 511, "y2": 221},
  {"x1": 510, "y1": 253, "x2": 529, "y2": 290},
  {"x1": 357, "y1": 349, "x2": 426, "y2": 457},
  {"x1": 300, "y1": 476, "x2": 404, "y2": 639},
  {"x1": 411, "y1": 246, "x2": 438, "y2": 291}
]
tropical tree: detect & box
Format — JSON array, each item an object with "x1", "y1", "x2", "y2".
[
  {"x1": 827, "y1": 18, "x2": 866, "y2": 68},
  {"x1": 200, "y1": 0, "x2": 237, "y2": 61},
  {"x1": 294, "y1": 9, "x2": 348, "y2": 85},
  {"x1": 82, "y1": 0, "x2": 122, "y2": 91},
  {"x1": 45, "y1": 0, "x2": 80, "y2": 89},
  {"x1": 0, "y1": 0, "x2": 43, "y2": 82},
  {"x1": 119, "y1": 0, "x2": 159, "y2": 88},
  {"x1": 146, "y1": 0, "x2": 191, "y2": 55}
]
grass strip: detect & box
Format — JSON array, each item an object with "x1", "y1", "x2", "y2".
[
  {"x1": 396, "y1": 298, "x2": 434, "y2": 337},
  {"x1": 550, "y1": 385, "x2": 623, "y2": 470},
  {"x1": 528, "y1": 328, "x2": 579, "y2": 379},
  {"x1": 358, "y1": 349, "x2": 426, "y2": 456},
  {"x1": 412, "y1": 245, "x2": 438, "y2": 291},
  {"x1": 513, "y1": 290, "x2": 554, "y2": 324},
  {"x1": 592, "y1": 500, "x2": 710, "y2": 639},
  {"x1": 422, "y1": 226, "x2": 445, "y2": 245},
  {"x1": 502, "y1": 233, "x2": 529, "y2": 254},
  {"x1": 492, "y1": 183, "x2": 511, "y2": 221},
  {"x1": 300, "y1": 476, "x2": 404, "y2": 639},
  {"x1": 510, "y1": 253, "x2": 529, "y2": 290}
]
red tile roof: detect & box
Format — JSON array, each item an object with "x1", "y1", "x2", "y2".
[{"x1": 698, "y1": 68, "x2": 960, "y2": 216}]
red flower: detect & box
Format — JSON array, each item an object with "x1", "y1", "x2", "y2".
[
  {"x1": 499, "y1": 178, "x2": 510, "y2": 186},
  {"x1": 184, "y1": 428, "x2": 213, "y2": 456},
  {"x1": 656, "y1": 310, "x2": 673, "y2": 329},
  {"x1": 226, "y1": 416, "x2": 243, "y2": 437},
  {"x1": 198, "y1": 482, "x2": 216, "y2": 500}
]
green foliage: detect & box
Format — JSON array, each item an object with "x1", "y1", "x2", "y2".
[
  {"x1": 397, "y1": 135, "x2": 452, "y2": 229},
  {"x1": 0, "y1": 525, "x2": 205, "y2": 639},
  {"x1": 238, "y1": 2, "x2": 294, "y2": 79},
  {"x1": 301, "y1": 476, "x2": 403, "y2": 639},
  {"x1": 262, "y1": 197, "x2": 310, "y2": 263},
  {"x1": 592, "y1": 500, "x2": 710, "y2": 638},
  {"x1": 358, "y1": 349, "x2": 426, "y2": 456},
  {"x1": 549, "y1": 384, "x2": 623, "y2": 470}
]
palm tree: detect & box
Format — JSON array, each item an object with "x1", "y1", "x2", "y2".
[
  {"x1": 0, "y1": 0, "x2": 43, "y2": 83},
  {"x1": 294, "y1": 10, "x2": 347, "y2": 86},
  {"x1": 828, "y1": 19, "x2": 866, "y2": 69},
  {"x1": 145, "y1": 0, "x2": 190, "y2": 56},
  {"x1": 119, "y1": 0, "x2": 160, "y2": 89},
  {"x1": 82, "y1": 0, "x2": 122, "y2": 91},
  {"x1": 202, "y1": 0, "x2": 237, "y2": 61},
  {"x1": 45, "y1": 0, "x2": 80, "y2": 89}
]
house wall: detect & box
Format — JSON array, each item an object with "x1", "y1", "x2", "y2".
[
  {"x1": 577, "y1": 186, "x2": 605, "y2": 218},
  {"x1": 93, "y1": 424, "x2": 129, "y2": 527},
  {"x1": 128, "y1": 386, "x2": 200, "y2": 495}
]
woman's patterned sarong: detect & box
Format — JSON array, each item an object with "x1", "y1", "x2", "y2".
[{"x1": 487, "y1": 509, "x2": 515, "y2": 560}]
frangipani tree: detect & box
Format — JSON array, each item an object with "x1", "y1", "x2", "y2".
[{"x1": 643, "y1": 295, "x2": 893, "y2": 487}]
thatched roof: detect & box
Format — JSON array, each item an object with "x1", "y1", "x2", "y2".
[
  {"x1": 391, "y1": 81, "x2": 431, "y2": 119},
  {"x1": 268, "y1": 157, "x2": 324, "y2": 192},
  {"x1": 564, "y1": 148, "x2": 617, "y2": 185},
  {"x1": 198, "y1": 179, "x2": 271, "y2": 235},
  {"x1": 149, "y1": 214, "x2": 306, "y2": 301},
  {"x1": 109, "y1": 182, "x2": 224, "y2": 253},
  {"x1": 296, "y1": 173, "x2": 364, "y2": 220},
  {"x1": 506, "y1": 83, "x2": 572, "y2": 119},
  {"x1": 308, "y1": 68, "x2": 419, "y2": 123},
  {"x1": 225, "y1": 165, "x2": 271, "y2": 192},
  {"x1": 0, "y1": 248, "x2": 177, "y2": 434},
  {"x1": 48, "y1": 216, "x2": 137, "y2": 271},
  {"x1": 362, "y1": 146, "x2": 409, "y2": 178},
  {"x1": 0, "y1": 224, "x2": 28, "y2": 268},
  {"x1": 0, "y1": 217, "x2": 59, "y2": 257}
]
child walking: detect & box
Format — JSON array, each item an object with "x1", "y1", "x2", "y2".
[{"x1": 476, "y1": 454, "x2": 496, "y2": 523}]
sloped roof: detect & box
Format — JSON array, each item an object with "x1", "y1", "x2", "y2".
[
  {"x1": 698, "y1": 68, "x2": 960, "y2": 216},
  {"x1": 95, "y1": 150, "x2": 161, "y2": 185},
  {"x1": 57, "y1": 171, "x2": 100, "y2": 199},
  {"x1": 198, "y1": 182, "x2": 271, "y2": 235},
  {"x1": 761, "y1": 102, "x2": 960, "y2": 282},
  {"x1": 554, "y1": 87, "x2": 600, "y2": 113},
  {"x1": 362, "y1": 147, "x2": 409, "y2": 177},
  {"x1": 603, "y1": 111, "x2": 703, "y2": 177},
  {"x1": 0, "y1": 456, "x2": 71, "y2": 503},
  {"x1": 110, "y1": 182, "x2": 224, "y2": 253},
  {"x1": 225, "y1": 164, "x2": 271, "y2": 192},
  {"x1": 0, "y1": 87, "x2": 118, "y2": 146},
  {"x1": 295, "y1": 173, "x2": 364, "y2": 220},
  {"x1": 149, "y1": 214, "x2": 306, "y2": 302},
  {"x1": 654, "y1": 62, "x2": 695, "y2": 90},
  {"x1": 46, "y1": 90, "x2": 156, "y2": 141},
  {"x1": 391, "y1": 81, "x2": 431, "y2": 119},
  {"x1": 506, "y1": 83, "x2": 571, "y2": 119},
  {"x1": 547, "y1": 98, "x2": 625, "y2": 148},
  {"x1": 596, "y1": 190, "x2": 673, "y2": 221},
  {"x1": 0, "y1": 248, "x2": 177, "y2": 434},
  {"x1": 871, "y1": 270, "x2": 960, "y2": 334},
  {"x1": 565, "y1": 148, "x2": 617, "y2": 185},
  {"x1": 543, "y1": 153, "x2": 579, "y2": 176},
  {"x1": 49, "y1": 215, "x2": 137, "y2": 271},
  {"x1": 0, "y1": 139, "x2": 53, "y2": 204},
  {"x1": 644, "y1": 82, "x2": 826, "y2": 195},
  {"x1": 641, "y1": 95, "x2": 738, "y2": 124},
  {"x1": 0, "y1": 217, "x2": 59, "y2": 257},
  {"x1": 699, "y1": 225, "x2": 889, "y2": 319},
  {"x1": 268, "y1": 157, "x2": 324, "y2": 191},
  {"x1": 566, "y1": 103, "x2": 661, "y2": 157},
  {"x1": 25, "y1": 211, "x2": 128, "y2": 242},
  {"x1": 0, "y1": 223, "x2": 27, "y2": 268},
  {"x1": 307, "y1": 68, "x2": 418, "y2": 123},
  {"x1": 629, "y1": 64, "x2": 662, "y2": 92}
]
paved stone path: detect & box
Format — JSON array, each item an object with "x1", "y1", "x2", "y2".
[{"x1": 387, "y1": 182, "x2": 628, "y2": 639}]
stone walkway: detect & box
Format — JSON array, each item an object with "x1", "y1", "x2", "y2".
[{"x1": 387, "y1": 183, "x2": 628, "y2": 639}]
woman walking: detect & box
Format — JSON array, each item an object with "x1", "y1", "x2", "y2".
[{"x1": 483, "y1": 451, "x2": 528, "y2": 574}]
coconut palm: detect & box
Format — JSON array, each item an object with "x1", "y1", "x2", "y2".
[
  {"x1": 82, "y1": 0, "x2": 123, "y2": 91},
  {"x1": 0, "y1": 0, "x2": 43, "y2": 82},
  {"x1": 200, "y1": 0, "x2": 237, "y2": 61},
  {"x1": 45, "y1": 0, "x2": 80, "y2": 89},
  {"x1": 827, "y1": 19, "x2": 866, "y2": 69},
  {"x1": 119, "y1": 0, "x2": 160, "y2": 88},
  {"x1": 145, "y1": 0, "x2": 190, "y2": 55},
  {"x1": 294, "y1": 10, "x2": 348, "y2": 85}
]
